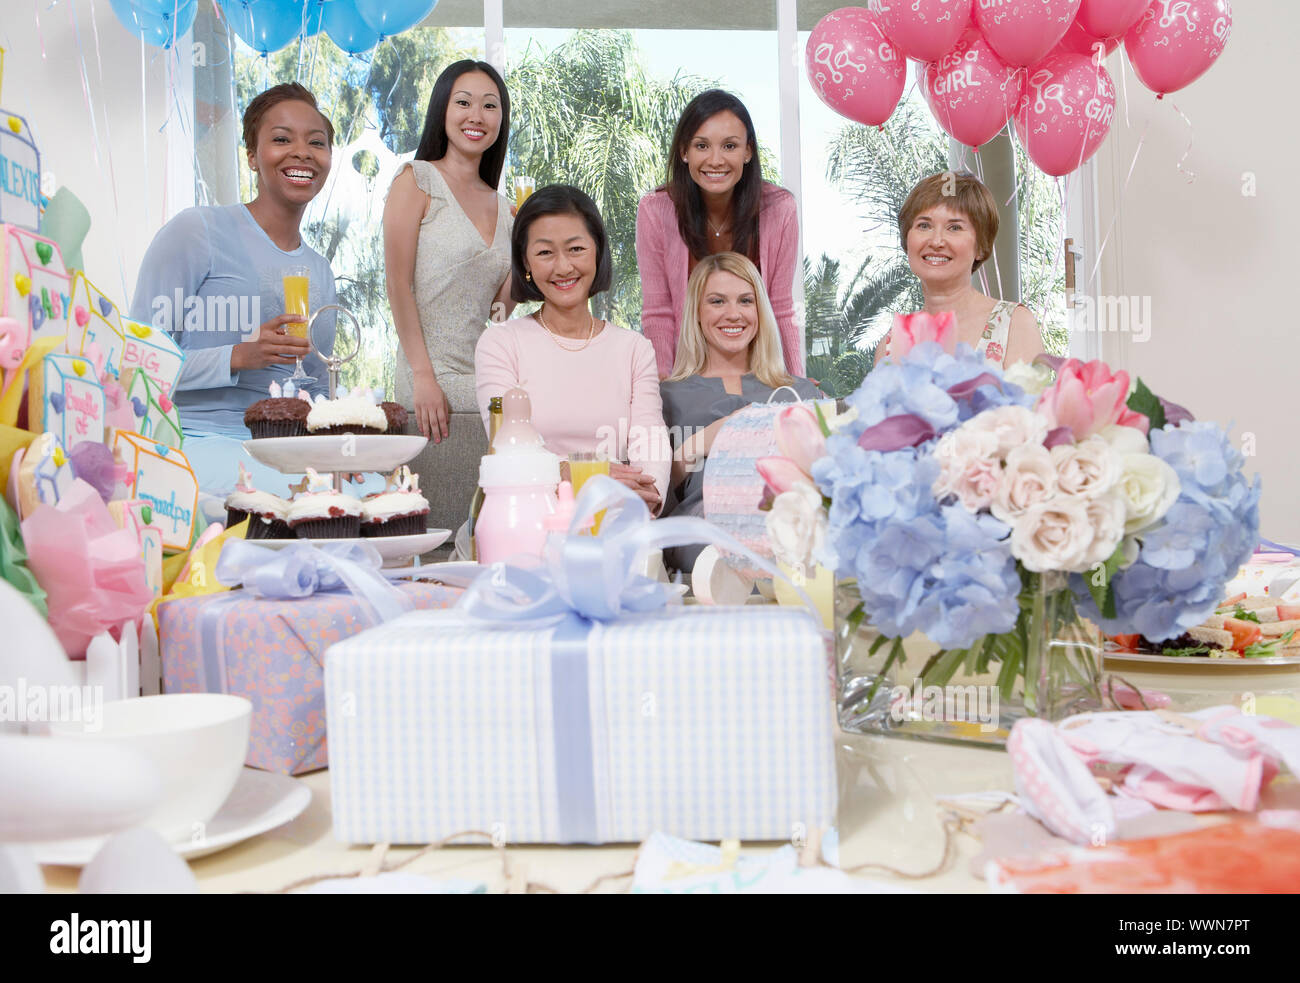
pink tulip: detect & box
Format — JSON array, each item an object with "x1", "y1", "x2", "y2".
[
  {"x1": 774, "y1": 405, "x2": 826, "y2": 479},
  {"x1": 1037, "y1": 359, "x2": 1150, "y2": 439},
  {"x1": 756, "y1": 455, "x2": 816, "y2": 496},
  {"x1": 888, "y1": 311, "x2": 959, "y2": 360}
]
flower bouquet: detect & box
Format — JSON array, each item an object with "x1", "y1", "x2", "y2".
[{"x1": 758, "y1": 313, "x2": 1260, "y2": 738}]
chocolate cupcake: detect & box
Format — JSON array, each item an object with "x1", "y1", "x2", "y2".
[
  {"x1": 286, "y1": 469, "x2": 362, "y2": 538},
  {"x1": 305, "y1": 393, "x2": 388, "y2": 437},
  {"x1": 224, "y1": 464, "x2": 293, "y2": 538},
  {"x1": 380, "y1": 401, "x2": 409, "y2": 435},
  {"x1": 245, "y1": 382, "x2": 313, "y2": 438},
  {"x1": 360, "y1": 466, "x2": 429, "y2": 537}
]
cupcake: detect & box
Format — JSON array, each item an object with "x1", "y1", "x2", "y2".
[
  {"x1": 360, "y1": 466, "x2": 430, "y2": 537},
  {"x1": 380, "y1": 401, "x2": 409, "y2": 435},
  {"x1": 244, "y1": 381, "x2": 313, "y2": 438},
  {"x1": 287, "y1": 469, "x2": 362, "y2": 538},
  {"x1": 225, "y1": 464, "x2": 293, "y2": 539},
  {"x1": 305, "y1": 387, "x2": 388, "y2": 436}
]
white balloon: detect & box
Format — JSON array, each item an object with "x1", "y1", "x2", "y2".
[{"x1": 79, "y1": 828, "x2": 197, "y2": 894}]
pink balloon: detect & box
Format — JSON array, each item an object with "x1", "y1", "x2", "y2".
[
  {"x1": 806, "y1": 8, "x2": 907, "y2": 127},
  {"x1": 1077, "y1": 0, "x2": 1151, "y2": 38},
  {"x1": 871, "y1": 0, "x2": 973, "y2": 63},
  {"x1": 1015, "y1": 52, "x2": 1116, "y2": 175},
  {"x1": 1054, "y1": 18, "x2": 1120, "y2": 60},
  {"x1": 974, "y1": 0, "x2": 1083, "y2": 67},
  {"x1": 1124, "y1": 0, "x2": 1231, "y2": 97},
  {"x1": 923, "y1": 30, "x2": 1023, "y2": 147}
]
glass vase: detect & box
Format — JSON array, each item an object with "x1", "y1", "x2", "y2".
[{"x1": 834, "y1": 572, "x2": 1106, "y2": 746}]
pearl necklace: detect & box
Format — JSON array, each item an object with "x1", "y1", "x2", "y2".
[
  {"x1": 707, "y1": 216, "x2": 729, "y2": 239},
  {"x1": 535, "y1": 308, "x2": 596, "y2": 352}
]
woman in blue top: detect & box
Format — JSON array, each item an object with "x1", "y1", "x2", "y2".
[{"x1": 130, "y1": 82, "x2": 338, "y2": 506}]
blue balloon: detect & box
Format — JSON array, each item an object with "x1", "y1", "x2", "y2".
[
  {"x1": 220, "y1": 0, "x2": 305, "y2": 55},
  {"x1": 323, "y1": 0, "x2": 379, "y2": 54},
  {"x1": 302, "y1": 0, "x2": 326, "y2": 37},
  {"x1": 353, "y1": 0, "x2": 435, "y2": 39},
  {"x1": 109, "y1": 0, "x2": 197, "y2": 48}
]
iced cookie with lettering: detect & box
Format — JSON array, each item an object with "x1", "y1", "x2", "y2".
[
  {"x1": 109, "y1": 498, "x2": 166, "y2": 598},
  {"x1": 119, "y1": 317, "x2": 185, "y2": 397},
  {"x1": 66, "y1": 272, "x2": 125, "y2": 378},
  {"x1": 28, "y1": 352, "x2": 106, "y2": 450},
  {"x1": 1, "y1": 224, "x2": 71, "y2": 344},
  {"x1": 15, "y1": 431, "x2": 76, "y2": 519},
  {"x1": 124, "y1": 368, "x2": 183, "y2": 450},
  {"x1": 112, "y1": 431, "x2": 199, "y2": 551},
  {"x1": 0, "y1": 113, "x2": 42, "y2": 232}
]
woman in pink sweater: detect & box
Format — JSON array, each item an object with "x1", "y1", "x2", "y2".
[
  {"x1": 636, "y1": 89, "x2": 803, "y2": 379},
  {"x1": 476, "y1": 185, "x2": 670, "y2": 513}
]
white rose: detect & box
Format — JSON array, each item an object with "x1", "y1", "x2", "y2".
[
  {"x1": 965, "y1": 405, "x2": 1050, "y2": 459},
  {"x1": 933, "y1": 427, "x2": 1003, "y2": 512},
  {"x1": 766, "y1": 483, "x2": 827, "y2": 569},
  {"x1": 1081, "y1": 492, "x2": 1127, "y2": 570},
  {"x1": 990, "y1": 444, "x2": 1057, "y2": 524},
  {"x1": 1003, "y1": 360, "x2": 1054, "y2": 395},
  {"x1": 1098, "y1": 423, "x2": 1149, "y2": 456},
  {"x1": 1010, "y1": 498, "x2": 1096, "y2": 573},
  {"x1": 1051, "y1": 437, "x2": 1120, "y2": 499},
  {"x1": 1114, "y1": 452, "x2": 1181, "y2": 534}
]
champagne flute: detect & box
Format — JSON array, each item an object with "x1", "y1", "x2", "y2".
[
  {"x1": 567, "y1": 450, "x2": 610, "y2": 535},
  {"x1": 513, "y1": 175, "x2": 536, "y2": 212},
  {"x1": 282, "y1": 265, "x2": 315, "y2": 385}
]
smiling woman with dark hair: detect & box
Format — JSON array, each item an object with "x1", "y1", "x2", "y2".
[
  {"x1": 636, "y1": 89, "x2": 803, "y2": 379},
  {"x1": 475, "y1": 185, "x2": 670, "y2": 512},
  {"x1": 384, "y1": 59, "x2": 515, "y2": 444}
]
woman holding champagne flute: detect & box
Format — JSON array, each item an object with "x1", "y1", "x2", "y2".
[
  {"x1": 130, "y1": 81, "x2": 338, "y2": 502},
  {"x1": 384, "y1": 59, "x2": 516, "y2": 443}
]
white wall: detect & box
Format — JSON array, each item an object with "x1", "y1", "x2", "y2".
[
  {"x1": 1095, "y1": 1, "x2": 1296, "y2": 542},
  {"x1": 2, "y1": 0, "x2": 192, "y2": 308}
]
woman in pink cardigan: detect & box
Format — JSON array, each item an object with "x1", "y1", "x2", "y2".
[{"x1": 636, "y1": 89, "x2": 803, "y2": 380}]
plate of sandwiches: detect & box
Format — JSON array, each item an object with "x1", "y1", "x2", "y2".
[{"x1": 1105, "y1": 595, "x2": 1300, "y2": 667}]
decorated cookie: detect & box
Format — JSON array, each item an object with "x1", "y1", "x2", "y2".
[
  {"x1": 109, "y1": 498, "x2": 165, "y2": 598},
  {"x1": 28, "y1": 352, "x2": 106, "y2": 450},
  {"x1": 15, "y1": 431, "x2": 76, "y2": 518},
  {"x1": 67, "y1": 272, "x2": 125, "y2": 378},
  {"x1": 125, "y1": 368, "x2": 183, "y2": 450},
  {"x1": 0, "y1": 314, "x2": 30, "y2": 403},
  {"x1": 119, "y1": 317, "x2": 184, "y2": 396},
  {"x1": 0, "y1": 114, "x2": 41, "y2": 232},
  {"x1": 1, "y1": 224, "x2": 71, "y2": 345},
  {"x1": 112, "y1": 430, "x2": 199, "y2": 551}
]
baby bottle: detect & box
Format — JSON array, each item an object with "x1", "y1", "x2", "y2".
[{"x1": 475, "y1": 387, "x2": 561, "y2": 565}]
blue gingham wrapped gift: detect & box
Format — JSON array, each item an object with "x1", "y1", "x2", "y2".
[
  {"x1": 324, "y1": 475, "x2": 837, "y2": 845},
  {"x1": 325, "y1": 604, "x2": 835, "y2": 844}
]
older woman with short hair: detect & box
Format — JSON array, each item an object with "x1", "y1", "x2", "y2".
[{"x1": 880, "y1": 171, "x2": 1043, "y2": 367}]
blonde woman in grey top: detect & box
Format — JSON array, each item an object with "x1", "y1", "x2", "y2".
[{"x1": 383, "y1": 60, "x2": 515, "y2": 443}]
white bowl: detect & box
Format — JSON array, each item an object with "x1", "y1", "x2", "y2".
[{"x1": 49, "y1": 694, "x2": 251, "y2": 842}]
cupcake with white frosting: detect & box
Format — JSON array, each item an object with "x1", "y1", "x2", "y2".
[
  {"x1": 225, "y1": 463, "x2": 292, "y2": 539},
  {"x1": 360, "y1": 466, "x2": 430, "y2": 538},
  {"x1": 287, "y1": 469, "x2": 362, "y2": 538},
  {"x1": 305, "y1": 386, "x2": 388, "y2": 436}
]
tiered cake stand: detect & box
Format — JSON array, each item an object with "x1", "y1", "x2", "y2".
[{"x1": 239, "y1": 305, "x2": 450, "y2": 565}]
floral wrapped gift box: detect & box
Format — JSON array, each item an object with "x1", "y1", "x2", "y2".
[{"x1": 758, "y1": 314, "x2": 1260, "y2": 740}]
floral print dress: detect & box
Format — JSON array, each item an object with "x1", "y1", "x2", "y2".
[{"x1": 975, "y1": 299, "x2": 1018, "y2": 367}]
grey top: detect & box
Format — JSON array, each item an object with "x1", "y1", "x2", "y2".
[
  {"x1": 391, "y1": 160, "x2": 513, "y2": 413},
  {"x1": 659, "y1": 373, "x2": 822, "y2": 519}
]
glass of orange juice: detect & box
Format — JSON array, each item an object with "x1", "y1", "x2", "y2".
[
  {"x1": 567, "y1": 451, "x2": 610, "y2": 534},
  {"x1": 513, "y1": 175, "x2": 536, "y2": 213},
  {"x1": 282, "y1": 266, "x2": 314, "y2": 384}
]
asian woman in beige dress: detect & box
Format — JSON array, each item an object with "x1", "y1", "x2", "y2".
[{"x1": 383, "y1": 60, "x2": 515, "y2": 442}]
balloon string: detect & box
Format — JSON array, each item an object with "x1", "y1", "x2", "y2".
[
  {"x1": 85, "y1": 0, "x2": 132, "y2": 300},
  {"x1": 33, "y1": 0, "x2": 48, "y2": 59},
  {"x1": 1117, "y1": 44, "x2": 1132, "y2": 131},
  {"x1": 141, "y1": 34, "x2": 152, "y2": 229},
  {"x1": 1169, "y1": 100, "x2": 1196, "y2": 184},
  {"x1": 1087, "y1": 111, "x2": 1151, "y2": 290},
  {"x1": 969, "y1": 148, "x2": 1006, "y2": 303}
]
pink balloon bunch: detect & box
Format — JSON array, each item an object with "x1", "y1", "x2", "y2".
[
  {"x1": 806, "y1": 7, "x2": 906, "y2": 127},
  {"x1": 1015, "y1": 52, "x2": 1116, "y2": 176}
]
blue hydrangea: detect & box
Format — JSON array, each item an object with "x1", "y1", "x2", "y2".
[
  {"x1": 1071, "y1": 421, "x2": 1260, "y2": 641},
  {"x1": 813, "y1": 344, "x2": 1027, "y2": 648}
]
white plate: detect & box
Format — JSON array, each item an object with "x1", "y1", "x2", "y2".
[
  {"x1": 242, "y1": 434, "x2": 427, "y2": 474},
  {"x1": 1105, "y1": 650, "x2": 1300, "y2": 668},
  {"x1": 34, "y1": 769, "x2": 312, "y2": 867},
  {"x1": 254, "y1": 529, "x2": 452, "y2": 565}
]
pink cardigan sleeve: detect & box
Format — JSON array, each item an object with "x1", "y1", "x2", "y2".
[
  {"x1": 473, "y1": 324, "x2": 521, "y2": 435},
  {"x1": 763, "y1": 189, "x2": 804, "y2": 377},
  {"x1": 635, "y1": 193, "x2": 678, "y2": 379},
  {"x1": 627, "y1": 335, "x2": 672, "y2": 511}
]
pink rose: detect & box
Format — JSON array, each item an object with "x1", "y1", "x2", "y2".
[
  {"x1": 888, "y1": 311, "x2": 959, "y2": 359},
  {"x1": 991, "y1": 444, "x2": 1057, "y2": 524},
  {"x1": 933, "y1": 427, "x2": 1003, "y2": 512},
  {"x1": 1036, "y1": 359, "x2": 1151, "y2": 440}
]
